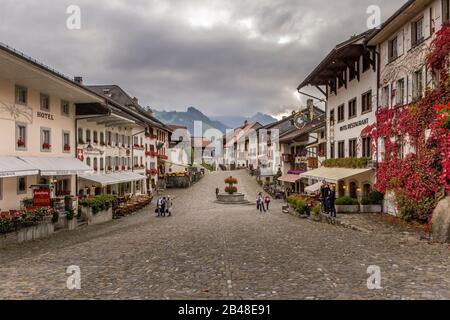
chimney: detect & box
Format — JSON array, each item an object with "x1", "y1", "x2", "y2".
[
  {"x1": 74, "y1": 76, "x2": 83, "y2": 84},
  {"x1": 132, "y1": 97, "x2": 139, "y2": 104}
]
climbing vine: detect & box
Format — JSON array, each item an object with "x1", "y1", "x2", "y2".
[{"x1": 361, "y1": 24, "x2": 450, "y2": 222}]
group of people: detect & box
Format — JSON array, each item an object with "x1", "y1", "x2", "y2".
[
  {"x1": 155, "y1": 196, "x2": 172, "y2": 217},
  {"x1": 320, "y1": 180, "x2": 337, "y2": 218},
  {"x1": 256, "y1": 193, "x2": 271, "y2": 212}
]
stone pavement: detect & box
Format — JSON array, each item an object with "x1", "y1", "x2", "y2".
[{"x1": 0, "y1": 170, "x2": 449, "y2": 300}]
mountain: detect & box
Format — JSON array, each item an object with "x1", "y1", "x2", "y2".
[
  {"x1": 152, "y1": 107, "x2": 229, "y2": 135},
  {"x1": 212, "y1": 113, "x2": 277, "y2": 128}
]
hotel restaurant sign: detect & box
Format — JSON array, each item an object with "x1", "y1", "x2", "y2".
[{"x1": 340, "y1": 118, "x2": 369, "y2": 131}]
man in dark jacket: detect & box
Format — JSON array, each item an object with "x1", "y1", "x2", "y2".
[
  {"x1": 320, "y1": 180, "x2": 330, "y2": 213},
  {"x1": 327, "y1": 185, "x2": 337, "y2": 217}
]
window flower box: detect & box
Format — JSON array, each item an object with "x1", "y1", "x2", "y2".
[
  {"x1": 115, "y1": 165, "x2": 120, "y2": 171},
  {"x1": 122, "y1": 165, "x2": 126, "y2": 171},
  {"x1": 42, "y1": 143, "x2": 51, "y2": 150},
  {"x1": 64, "y1": 144, "x2": 71, "y2": 151},
  {"x1": 17, "y1": 139, "x2": 26, "y2": 148},
  {"x1": 107, "y1": 166, "x2": 112, "y2": 171}
]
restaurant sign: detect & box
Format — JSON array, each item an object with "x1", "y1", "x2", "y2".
[
  {"x1": 33, "y1": 188, "x2": 51, "y2": 207},
  {"x1": 340, "y1": 118, "x2": 369, "y2": 131}
]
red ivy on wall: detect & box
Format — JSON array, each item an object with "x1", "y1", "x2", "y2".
[{"x1": 361, "y1": 24, "x2": 450, "y2": 222}]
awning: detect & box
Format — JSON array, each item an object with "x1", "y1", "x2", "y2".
[
  {"x1": 20, "y1": 157, "x2": 93, "y2": 176},
  {"x1": 305, "y1": 182, "x2": 322, "y2": 194},
  {"x1": 278, "y1": 174, "x2": 301, "y2": 184},
  {"x1": 300, "y1": 167, "x2": 373, "y2": 184},
  {"x1": 79, "y1": 172, "x2": 146, "y2": 186},
  {"x1": 0, "y1": 156, "x2": 39, "y2": 178}
]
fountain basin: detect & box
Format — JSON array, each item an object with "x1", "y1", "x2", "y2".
[{"x1": 216, "y1": 193, "x2": 250, "y2": 205}]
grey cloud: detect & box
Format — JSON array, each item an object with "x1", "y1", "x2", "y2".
[{"x1": 0, "y1": 0, "x2": 406, "y2": 117}]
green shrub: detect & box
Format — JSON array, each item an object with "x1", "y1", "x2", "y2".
[
  {"x1": 312, "y1": 204, "x2": 321, "y2": 215},
  {"x1": 335, "y1": 196, "x2": 359, "y2": 206},
  {"x1": 66, "y1": 209, "x2": 75, "y2": 221},
  {"x1": 51, "y1": 210, "x2": 60, "y2": 224},
  {"x1": 322, "y1": 157, "x2": 371, "y2": 169},
  {"x1": 80, "y1": 194, "x2": 116, "y2": 215}
]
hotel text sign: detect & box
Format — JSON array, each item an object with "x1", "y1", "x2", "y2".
[
  {"x1": 37, "y1": 111, "x2": 55, "y2": 120},
  {"x1": 340, "y1": 118, "x2": 369, "y2": 131}
]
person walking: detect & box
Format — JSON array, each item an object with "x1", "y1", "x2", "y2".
[
  {"x1": 258, "y1": 193, "x2": 266, "y2": 213},
  {"x1": 264, "y1": 195, "x2": 271, "y2": 211},
  {"x1": 156, "y1": 197, "x2": 162, "y2": 217},
  {"x1": 320, "y1": 180, "x2": 330, "y2": 214},
  {"x1": 166, "y1": 196, "x2": 172, "y2": 217},
  {"x1": 160, "y1": 197, "x2": 167, "y2": 217},
  {"x1": 215, "y1": 187, "x2": 220, "y2": 199},
  {"x1": 328, "y1": 185, "x2": 337, "y2": 218}
]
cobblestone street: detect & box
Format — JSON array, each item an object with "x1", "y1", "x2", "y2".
[{"x1": 0, "y1": 170, "x2": 449, "y2": 300}]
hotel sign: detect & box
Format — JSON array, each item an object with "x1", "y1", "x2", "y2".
[
  {"x1": 33, "y1": 188, "x2": 51, "y2": 207},
  {"x1": 340, "y1": 118, "x2": 369, "y2": 131},
  {"x1": 37, "y1": 111, "x2": 55, "y2": 120}
]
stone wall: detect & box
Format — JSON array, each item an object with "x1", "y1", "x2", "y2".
[
  {"x1": 0, "y1": 218, "x2": 54, "y2": 248},
  {"x1": 80, "y1": 206, "x2": 113, "y2": 226}
]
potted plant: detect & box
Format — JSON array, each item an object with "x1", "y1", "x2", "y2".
[
  {"x1": 42, "y1": 142, "x2": 51, "y2": 150},
  {"x1": 224, "y1": 176, "x2": 238, "y2": 195},
  {"x1": 64, "y1": 144, "x2": 71, "y2": 151},
  {"x1": 335, "y1": 196, "x2": 360, "y2": 213},
  {"x1": 360, "y1": 191, "x2": 384, "y2": 213}
]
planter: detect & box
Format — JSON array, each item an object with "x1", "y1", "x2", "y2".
[
  {"x1": 335, "y1": 204, "x2": 360, "y2": 213},
  {"x1": 0, "y1": 218, "x2": 54, "y2": 248},
  {"x1": 360, "y1": 204, "x2": 382, "y2": 213},
  {"x1": 80, "y1": 206, "x2": 113, "y2": 226},
  {"x1": 67, "y1": 218, "x2": 77, "y2": 231}
]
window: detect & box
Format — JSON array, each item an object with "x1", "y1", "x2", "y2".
[
  {"x1": 40, "y1": 93, "x2": 50, "y2": 111},
  {"x1": 361, "y1": 91, "x2": 372, "y2": 113},
  {"x1": 349, "y1": 139, "x2": 357, "y2": 158},
  {"x1": 16, "y1": 122, "x2": 27, "y2": 150},
  {"x1": 15, "y1": 85, "x2": 28, "y2": 105},
  {"x1": 17, "y1": 177, "x2": 27, "y2": 195},
  {"x1": 337, "y1": 104, "x2": 345, "y2": 123},
  {"x1": 413, "y1": 69, "x2": 423, "y2": 100},
  {"x1": 100, "y1": 132, "x2": 105, "y2": 145},
  {"x1": 61, "y1": 100, "x2": 70, "y2": 116},
  {"x1": 362, "y1": 53, "x2": 371, "y2": 72},
  {"x1": 330, "y1": 142, "x2": 335, "y2": 159},
  {"x1": 86, "y1": 157, "x2": 91, "y2": 167},
  {"x1": 107, "y1": 131, "x2": 112, "y2": 145},
  {"x1": 93, "y1": 158, "x2": 98, "y2": 171},
  {"x1": 330, "y1": 109, "x2": 335, "y2": 125},
  {"x1": 63, "y1": 131, "x2": 70, "y2": 152},
  {"x1": 0, "y1": 178, "x2": 2, "y2": 200},
  {"x1": 41, "y1": 128, "x2": 51, "y2": 151},
  {"x1": 444, "y1": 0, "x2": 450, "y2": 24},
  {"x1": 348, "y1": 98, "x2": 357, "y2": 119},
  {"x1": 411, "y1": 17, "x2": 424, "y2": 47},
  {"x1": 382, "y1": 85, "x2": 390, "y2": 107},
  {"x1": 121, "y1": 135, "x2": 125, "y2": 146},
  {"x1": 362, "y1": 137, "x2": 372, "y2": 158},
  {"x1": 338, "y1": 141, "x2": 345, "y2": 158},
  {"x1": 78, "y1": 128, "x2": 84, "y2": 144},
  {"x1": 349, "y1": 61, "x2": 358, "y2": 81},
  {"x1": 396, "y1": 79, "x2": 405, "y2": 106},
  {"x1": 115, "y1": 133, "x2": 119, "y2": 146},
  {"x1": 86, "y1": 129, "x2": 91, "y2": 143},
  {"x1": 388, "y1": 36, "x2": 398, "y2": 62},
  {"x1": 93, "y1": 131, "x2": 98, "y2": 144}
]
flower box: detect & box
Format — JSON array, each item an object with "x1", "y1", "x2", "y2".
[
  {"x1": 17, "y1": 139, "x2": 26, "y2": 147},
  {"x1": 107, "y1": 166, "x2": 112, "y2": 171},
  {"x1": 64, "y1": 144, "x2": 71, "y2": 151},
  {"x1": 360, "y1": 204, "x2": 382, "y2": 213},
  {"x1": 335, "y1": 205, "x2": 360, "y2": 213},
  {"x1": 122, "y1": 165, "x2": 126, "y2": 171},
  {"x1": 115, "y1": 166, "x2": 120, "y2": 171},
  {"x1": 42, "y1": 143, "x2": 51, "y2": 150}
]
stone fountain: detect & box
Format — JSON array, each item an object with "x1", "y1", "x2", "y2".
[{"x1": 215, "y1": 176, "x2": 250, "y2": 205}]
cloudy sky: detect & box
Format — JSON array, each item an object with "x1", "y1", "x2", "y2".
[{"x1": 0, "y1": 0, "x2": 406, "y2": 118}]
